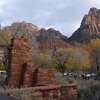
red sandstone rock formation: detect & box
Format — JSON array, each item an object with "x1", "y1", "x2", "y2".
[{"x1": 38, "y1": 37, "x2": 73, "y2": 53}]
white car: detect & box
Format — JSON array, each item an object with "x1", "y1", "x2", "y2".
[
  {"x1": 85, "y1": 74, "x2": 92, "y2": 77},
  {"x1": 64, "y1": 73, "x2": 69, "y2": 76}
]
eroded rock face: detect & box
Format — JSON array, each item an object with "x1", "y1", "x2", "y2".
[
  {"x1": 4, "y1": 21, "x2": 39, "y2": 37},
  {"x1": 69, "y1": 7, "x2": 100, "y2": 43},
  {"x1": 36, "y1": 28, "x2": 68, "y2": 43},
  {"x1": 80, "y1": 7, "x2": 100, "y2": 35},
  {"x1": 38, "y1": 37, "x2": 73, "y2": 54}
]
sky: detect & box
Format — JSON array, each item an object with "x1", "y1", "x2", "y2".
[{"x1": 0, "y1": 0, "x2": 100, "y2": 37}]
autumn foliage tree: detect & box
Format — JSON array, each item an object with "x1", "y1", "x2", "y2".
[
  {"x1": 71, "y1": 49, "x2": 91, "y2": 73},
  {"x1": 0, "y1": 29, "x2": 11, "y2": 71},
  {"x1": 53, "y1": 48, "x2": 73, "y2": 75},
  {"x1": 32, "y1": 53, "x2": 53, "y2": 69},
  {"x1": 83, "y1": 38, "x2": 100, "y2": 74},
  {"x1": 53, "y1": 48, "x2": 91, "y2": 75}
]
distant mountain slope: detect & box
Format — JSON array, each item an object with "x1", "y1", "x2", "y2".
[
  {"x1": 4, "y1": 21, "x2": 68, "y2": 43},
  {"x1": 35, "y1": 28, "x2": 68, "y2": 43},
  {"x1": 38, "y1": 37, "x2": 73, "y2": 54},
  {"x1": 68, "y1": 7, "x2": 100, "y2": 44},
  {"x1": 4, "y1": 21, "x2": 71, "y2": 55},
  {"x1": 4, "y1": 21, "x2": 39, "y2": 37},
  {"x1": 4, "y1": 21, "x2": 39, "y2": 46}
]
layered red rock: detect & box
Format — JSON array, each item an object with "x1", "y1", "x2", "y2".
[{"x1": 39, "y1": 37, "x2": 73, "y2": 52}]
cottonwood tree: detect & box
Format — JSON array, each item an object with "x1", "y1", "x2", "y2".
[
  {"x1": 0, "y1": 29, "x2": 11, "y2": 71},
  {"x1": 32, "y1": 53, "x2": 53, "y2": 69},
  {"x1": 53, "y1": 48, "x2": 75, "y2": 75},
  {"x1": 53, "y1": 48, "x2": 91, "y2": 75},
  {"x1": 83, "y1": 38, "x2": 100, "y2": 74},
  {"x1": 71, "y1": 49, "x2": 91, "y2": 73}
]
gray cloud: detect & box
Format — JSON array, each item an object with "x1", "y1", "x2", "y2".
[{"x1": 0, "y1": 0, "x2": 100, "y2": 37}]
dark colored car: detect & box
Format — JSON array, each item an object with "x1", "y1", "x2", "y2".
[{"x1": 64, "y1": 73, "x2": 69, "y2": 76}]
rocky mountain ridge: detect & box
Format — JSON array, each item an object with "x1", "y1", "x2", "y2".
[
  {"x1": 4, "y1": 21, "x2": 71, "y2": 55},
  {"x1": 4, "y1": 7, "x2": 100, "y2": 54},
  {"x1": 68, "y1": 7, "x2": 100, "y2": 43}
]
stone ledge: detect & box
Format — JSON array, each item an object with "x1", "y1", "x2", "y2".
[{"x1": 0, "y1": 84, "x2": 78, "y2": 92}]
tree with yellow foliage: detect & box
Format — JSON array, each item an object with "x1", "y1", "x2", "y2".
[
  {"x1": 53, "y1": 48, "x2": 91, "y2": 75},
  {"x1": 66, "y1": 57, "x2": 77, "y2": 72},
  {"x1": 32, "y1": 53, "x2": 53, "y2": 68},
  {"x1": 53, "y1": 48, "x2": 76, "y2": 75},
  {"x1": 53, "y1": 56, "x2": 68, "y2": 75},
  {"x1": 83, "y1": 38, "x2": 100, "y2": 74},
  {"x1": 0, "y1": 29, "x2": 10, "y2": 44},
  {"x1": 72, "y1": 49, "x2": 91, "y2": 73},
  {"x1": 0, "y1": 29, "x2": 11, "y2": 71}
]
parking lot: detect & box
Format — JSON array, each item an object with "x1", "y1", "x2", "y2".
[{"x1": 64, "y1": 72, "x2": 97, "y2": 80}]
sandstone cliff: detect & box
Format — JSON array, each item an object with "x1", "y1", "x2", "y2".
[
  {"x1": 68, "y1": 7, "x2": 100, "y2": 44},
  {"x1": 35, "y1": 28, "x2": 68, "y2": 43}
]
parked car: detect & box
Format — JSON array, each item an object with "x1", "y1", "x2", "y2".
[
  {"x1": 81, "y1": 73, "x2": 92, "y2": 80},
  {"x1": 64, "y1": 73, "x2": 72, "y2": 76},
  {"x1": 64, "y1": 73, "x2": 69, "y2": 76},
  {"x1": 85, "y1": 74, "x2": 92, "y2": 77},
  {"x1": 0, "y1": 71, "x2": 6, "y2": 75},
  {"x1": 81, "y1": 73, "x2": 86, "y2": 77},
  {"x1": 68, "y1": 73, "x2": 72, "y2": 75},
  {"x1": 91, "y1": 73, "x2": 97, "y2": 77}
]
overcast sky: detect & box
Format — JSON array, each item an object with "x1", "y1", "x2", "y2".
[{"x1": 0, "y1": 0, "x2": 100, "y2": 37}]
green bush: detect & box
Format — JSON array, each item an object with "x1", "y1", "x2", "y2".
[{"x1": 77, "y1": 79, "x2": 100, "y2": 100}]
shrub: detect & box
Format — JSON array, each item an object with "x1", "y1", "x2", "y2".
[{"x1": 77, "y1": 79, "x2": 100, "y2": 100}]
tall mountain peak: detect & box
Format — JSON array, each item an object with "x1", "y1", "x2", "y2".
[
  {"x1": 69, "y1": 7, "x2": 100, "y2": 43},
  {"x1": 47, "y1": 28, "x2": 55, "y2": 31},
  {"x1": 89, "y1": 7, "x2": 99, "y2": 13}
]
